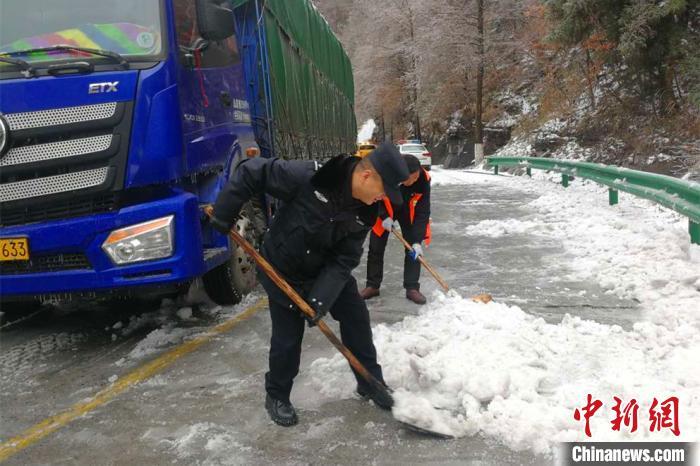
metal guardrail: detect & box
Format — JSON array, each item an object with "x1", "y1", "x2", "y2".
[{"x1": 486, "y1": 156, "x2": 700, "y2": 245}]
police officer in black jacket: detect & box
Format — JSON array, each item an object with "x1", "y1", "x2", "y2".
[{"x1": 210, "y1": 142, "x2": 409, "y2": 427}]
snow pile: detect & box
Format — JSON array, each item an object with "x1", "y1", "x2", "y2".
[
  {"x1": 118, "y1": 290, "x2": 261, "y2": 363},
  {"x1": 313, "y1": 290, "x2": 699, "y2": 454},
  {"x1": 308, "y1": 169, "x2": 700, "y2": 455}
]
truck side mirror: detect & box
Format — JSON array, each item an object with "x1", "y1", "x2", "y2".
[{"x1": 195, "y1": 0, "x2": 236, "y2": 41}]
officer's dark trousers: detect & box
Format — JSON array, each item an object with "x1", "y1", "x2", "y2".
[
  {"x1": 264, "y1": 276, "x2": 384, "y2": 404},
  {"x1": 366, "y1": 219, "x2": 421, "y2": 291}
]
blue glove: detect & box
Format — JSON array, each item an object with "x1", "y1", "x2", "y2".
[
  {"x1": 409, "y1": 243, "x2": 423, "y2": 261},
  {"x1": 381, "y1": 217, "x2": 397, "y2": 232}
]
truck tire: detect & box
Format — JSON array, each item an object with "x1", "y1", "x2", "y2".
[{"x1": 203, "y1": 215, "x2": 258, "y2": 305}]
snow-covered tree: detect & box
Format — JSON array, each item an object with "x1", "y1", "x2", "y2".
[{"x1": 544, "y1": 0, "x2": 700, "y2": 113}]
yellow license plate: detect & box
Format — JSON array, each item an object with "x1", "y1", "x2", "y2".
[{"x1": 0, "y1": 237, "x2": 30, "y2": 262}]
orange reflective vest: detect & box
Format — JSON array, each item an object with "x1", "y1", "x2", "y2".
[
  {"x1": 372, "y1": 197, "x2": 394, "y2": 237},
  {"x1": 372, "y1": 169, "x2": 432, "y2": 244}
]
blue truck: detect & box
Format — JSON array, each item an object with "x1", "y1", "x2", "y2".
[{"x1": 0, "y1": 0, "x2": 357, "y2": 309}]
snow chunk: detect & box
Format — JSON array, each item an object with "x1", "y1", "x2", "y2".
[
  {"x1": 176, "y1": 307, "x2": 193, "y2": 321},
  {"x1": 128, "y1": 326, "x2": 190, "y2": 360}
]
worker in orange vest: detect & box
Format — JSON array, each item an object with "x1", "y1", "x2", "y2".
[{"x1": 360, "y1": 154, "x2": 432, "y2": 304}]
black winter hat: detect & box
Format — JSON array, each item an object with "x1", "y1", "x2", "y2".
[
  {"x1": 402, "y1": 154, "x2": 421, "y2": 173},
  {"x1": 368, "y1": 142, "x2": 410, "y2": 205}
]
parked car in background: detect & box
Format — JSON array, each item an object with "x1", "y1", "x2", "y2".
[
  {"x1": 355, "y1": 141, "x2": 376, "y2": 158},
  {"x1": 397, "y1": 140, "x2": 432, "y2": 170}
]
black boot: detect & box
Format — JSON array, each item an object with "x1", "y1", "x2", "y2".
[
  {"x1": 265, "y1": 394, "x2": 298, "y2": 426},
  {"x1": 357, "y1": 383, "x2": 394, "y2": 410}
]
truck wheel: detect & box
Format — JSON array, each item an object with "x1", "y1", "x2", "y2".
[{"x1": 203, "y1": 215, "x2": 257, "y2": 305}]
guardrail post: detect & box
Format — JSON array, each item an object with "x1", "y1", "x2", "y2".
[
  {"x1": 526, "y1": 167, "x2": 532, "y2": 177},
  {"x1": 690, "y1": 221, "x2": 700, "y2": 245},
  {"x1": 494, "y1": 165, "x2": 499, "y2": 175},
  {"x1": 561, "y1": 174, "x2": 569, "y2": 188},
  {"x1": 609, "y1": 189, "x2": 619, "y2": 206}
]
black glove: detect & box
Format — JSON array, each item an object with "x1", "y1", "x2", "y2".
[
  {"x1": 208, "y1": 214, "x2": 233, "y2": 235},
  {"x1": 305, "y1": 298, "x2": 327, "y2": 327}
]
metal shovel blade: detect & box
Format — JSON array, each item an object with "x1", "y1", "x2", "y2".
[{"x1": 397, "y1": 421, "x2": 455, "y2": 439}]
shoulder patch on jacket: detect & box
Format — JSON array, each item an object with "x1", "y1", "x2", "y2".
[{"x1": 314, "y1": 190, "x2": 329, "y2": 203}]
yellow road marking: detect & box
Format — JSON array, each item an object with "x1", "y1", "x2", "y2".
[{"x1": 0, "y1": 298, "x2": 268, "y2": 463}]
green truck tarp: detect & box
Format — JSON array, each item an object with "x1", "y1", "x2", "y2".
[{"x1": 233, "y1": 0, "x2": 356, "y2": 160}]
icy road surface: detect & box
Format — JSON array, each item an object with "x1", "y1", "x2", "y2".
[{"x1": 1, "y1": 167, "x2": 697, "y2": 465}]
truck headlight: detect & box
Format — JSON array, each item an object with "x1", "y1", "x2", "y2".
[{"x1": 102, "y1": 215, "x2": 174, "y2": 265}]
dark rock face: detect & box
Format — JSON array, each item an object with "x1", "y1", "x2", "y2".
[
  {"x1": 485, "y1": 127, "x2": 511, "y2": 154},
  {"x1": 443, "y1": 139, "x2": 475, "y2": 168}
]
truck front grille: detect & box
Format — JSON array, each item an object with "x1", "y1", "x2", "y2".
[
  {"x1": 0, "y1": 253, "x2": 91, "y2": 275},
  {"x1": 0, "y1": 194, "x2": 118, "y2": 227},
  {"x1": 0, "y1": 101, "x2": 131, "y2": 223},
  {"x1": 0, "y1": 134, "x2": 113, "y2": 167},
  {"x1": 4, "y1": 102, "x2": 118, "y2": 131},
  {"x1": 0, "y1": 167, "x2": 110, "y2": 203}
]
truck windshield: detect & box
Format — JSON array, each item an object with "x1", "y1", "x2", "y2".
[{"x1": 0, "y1": 0, "x2": 163, "y2": 66}]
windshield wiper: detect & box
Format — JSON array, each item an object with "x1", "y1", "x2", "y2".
[
  {"x1": 0, "y1": 55, "x2": 36, "y2": 77},
  {"x1": 3, "y1": 45, "x2": 129, "y2": 70}
]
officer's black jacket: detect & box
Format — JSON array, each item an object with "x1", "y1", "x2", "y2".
[
  {"x1": 401, "y1": 169, "x2": 431, "y2": 241},
  {"x1": 212, "y1": 154, "x2": 378, "y2": 313}
]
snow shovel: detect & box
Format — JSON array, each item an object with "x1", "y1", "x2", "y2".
[
  {"x1": 205, "y1": 207, "x2": 455, "y2": 438},
  {"x1": 391, "y1": 229, "x2": 492, "y2": 304}
]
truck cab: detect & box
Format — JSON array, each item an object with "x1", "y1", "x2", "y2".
[
  {"x1": 0, "y1": 0, "x2": 357, "y2": 310},
  {"x1": 0, "y1": 0, "x2": 260, "y2": 307}
]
